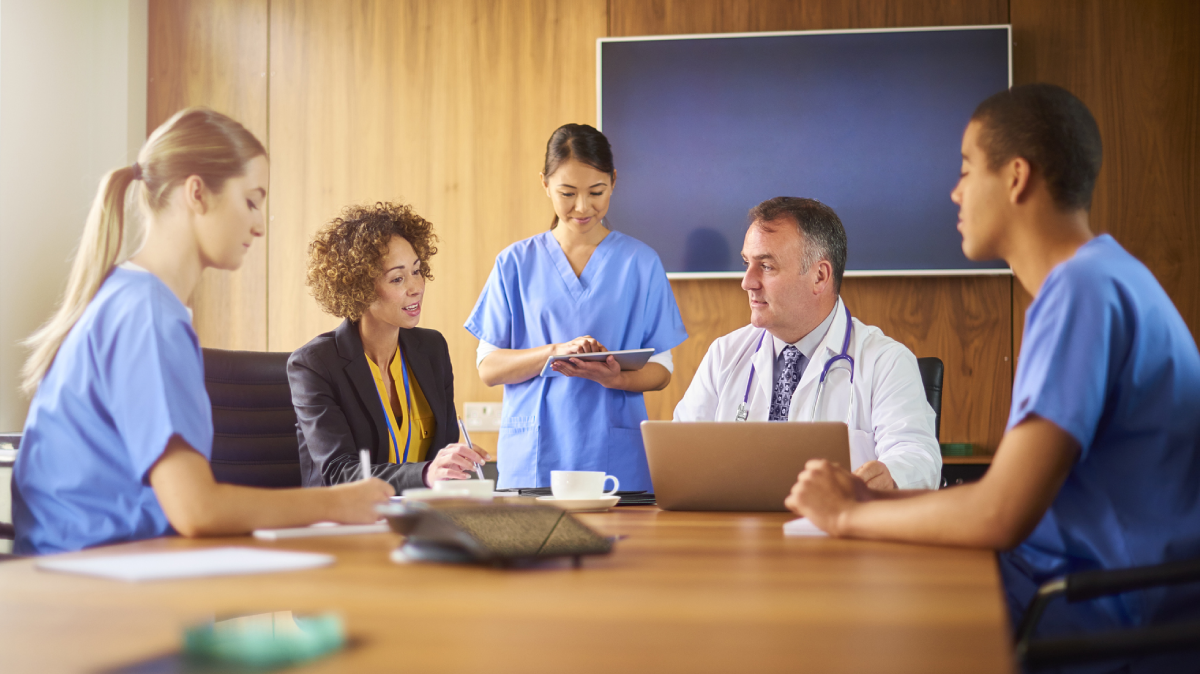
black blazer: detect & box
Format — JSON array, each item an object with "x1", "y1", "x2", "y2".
[{"x1": 287, "y1": 319, "x2": 459, "y2": 491}]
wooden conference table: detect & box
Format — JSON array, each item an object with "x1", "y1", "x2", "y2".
[{"x1": 0, "y1": 508, "x2": 1014, "y2": 673}]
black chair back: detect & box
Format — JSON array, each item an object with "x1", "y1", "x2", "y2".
[
  {"x1": 1, "y1": 433, "x2": 20, "y2": 554},
  {"x1": 916, "y1": 357, "x2": 944, "y2": 441},
  {"x1": 203, "y1": 348, "x2": 301, "y2": 488}
]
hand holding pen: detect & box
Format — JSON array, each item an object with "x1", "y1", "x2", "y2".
[
  {"x1": 422, "y1": 423, "x2": 489, "y2": 484},
  {"x1": 321, "y1": 449, "x2": 392, "y2": 524}
]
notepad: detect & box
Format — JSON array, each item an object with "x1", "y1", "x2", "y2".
[
  {"x1": 253, "y1": 522, "x2": 391, "y2": 540},
  {"x1": 783, "y1": 517, "x2": 829, "y2": 537},
  {"x1": 36, "y1": 547, "x2": 335, "y2": 582}
]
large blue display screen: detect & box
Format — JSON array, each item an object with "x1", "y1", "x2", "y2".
[{"x1": 599, "y1": 27, "x2": 1010, "y2": 274}]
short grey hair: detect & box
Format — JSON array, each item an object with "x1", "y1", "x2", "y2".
[{"x1": 748, "y1": 197, "x2": 848, "y2": 292}]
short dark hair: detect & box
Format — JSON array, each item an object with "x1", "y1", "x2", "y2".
[
  {"x1": 748, "y1": 197, "x2": 848, "y2": 292},
  {"x1": 971, "y1": 83, "x2": 1103, "y2": 211},
  {"x1": 543, "y1": 123, "x2": 616, "y2": 228}
]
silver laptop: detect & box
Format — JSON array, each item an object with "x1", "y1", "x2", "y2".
[{"x1": 641, "y1": 421, "x2": 851, "y2": 512}]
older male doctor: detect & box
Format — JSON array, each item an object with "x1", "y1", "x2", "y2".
[{"x1": 674, "y1": 197, "x2": 941, "y2": 490}]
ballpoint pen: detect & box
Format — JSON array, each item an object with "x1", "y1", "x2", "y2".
[{"x1": 457, "y1": 416, "x2": 485, "y2": 481}]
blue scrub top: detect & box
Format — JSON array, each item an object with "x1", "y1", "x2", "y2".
[
  {"x1": 1000, "y1": 235, "x2": 1200, "y2": 639},
  {"x1": 13, "y1": 267, "x2": 213, "y2": 555},
  {"x1": 465, "y1": 230, "x2": 687, "y2": 490}
]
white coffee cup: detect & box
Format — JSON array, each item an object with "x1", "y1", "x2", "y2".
[
  {"x1": 432, "y1": 479, "x2": 494, "y2": 499},
  {"x1": 551, "y1": 471, "x2": 620, "y2": 500}
]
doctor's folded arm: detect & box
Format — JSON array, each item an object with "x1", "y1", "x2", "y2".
[{"x1": 673, "y1": 196, "x2": 942, "y2": 490}]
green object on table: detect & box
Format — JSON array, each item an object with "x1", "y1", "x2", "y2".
[
  {"x1": 183, "y1": 611, "x2": 345, "y2": 667},
  {"x1": 940, "y1": 443, "x2": 974, "y2": 457}
]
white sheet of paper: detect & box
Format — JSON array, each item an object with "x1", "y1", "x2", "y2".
[
  {"x1": 253, "y1": 522, "x2": 391, "y2": 540},
  {"x1": 783, "y1": 517, "x2": 829, "y2": 537},
  {"x1": 36, "y1": 547, "x2": 335, "y2": 582}
]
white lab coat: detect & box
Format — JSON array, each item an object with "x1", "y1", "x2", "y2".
[{"x1": 673, "y1": 297, "x2": 942, "y2": 489}]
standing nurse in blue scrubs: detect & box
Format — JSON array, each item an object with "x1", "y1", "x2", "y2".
[{"x1": 466, "y1": 124, "x2": 687, "y2": 491}]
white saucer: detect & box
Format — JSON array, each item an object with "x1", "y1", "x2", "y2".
[{"x1": 536, "y1": 495, "x2": 621, "y2": 512}]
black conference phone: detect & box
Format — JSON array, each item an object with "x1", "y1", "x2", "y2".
[{"x1": 378, "y1": 500, "x2": 613, "y2": 567}]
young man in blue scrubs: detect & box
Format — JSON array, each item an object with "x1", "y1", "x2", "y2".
[{"x1": 785, "y1": 83, "x2": 1200, "y2": 663}]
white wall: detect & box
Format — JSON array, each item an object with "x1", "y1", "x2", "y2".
[
  {"x1": 0, "y1": 0, "x2": 147, "y2": 433},
  {"x1": 0, "y1": 1, "x2": 146, "y2": 548}
]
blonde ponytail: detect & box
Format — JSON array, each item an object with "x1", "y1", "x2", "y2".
[
  {"x1": 21, "y1": 107, "x2": 265, "y2": 396},
  {"x1": 21, "y1": 167, "x2": 136, "y2": 395}
]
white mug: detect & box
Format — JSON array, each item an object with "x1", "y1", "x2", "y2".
[{"x1": 551, "y1": 470, "x2": 620, "y2": 500}]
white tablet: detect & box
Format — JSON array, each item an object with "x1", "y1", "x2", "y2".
[{"x1": 540, "y1": 348, "x2": 656, "y2": 378}]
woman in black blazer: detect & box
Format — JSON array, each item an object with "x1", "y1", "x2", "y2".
[{"x1": 288, "y1": 202, "x2": 487, "y2": 491}]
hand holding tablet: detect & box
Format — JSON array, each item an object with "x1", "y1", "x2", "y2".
[{"x1": 541, "y1": 348, "x2": 656, "y2": 378}]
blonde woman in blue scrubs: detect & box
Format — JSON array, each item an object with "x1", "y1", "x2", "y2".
[{"x1": 13, "y1": 108, "x2": 392, "y2": 555}]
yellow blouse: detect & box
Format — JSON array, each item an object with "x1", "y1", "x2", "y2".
[{"x1": 365, "y1": 348, "x2": 435, "y2": 463}]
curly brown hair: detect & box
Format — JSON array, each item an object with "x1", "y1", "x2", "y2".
[{"x1": 306, "y1": 202, "x2": 438, "y2": 321}]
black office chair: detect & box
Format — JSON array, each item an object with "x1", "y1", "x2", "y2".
[
  {"x1": 203, "y1": 348, "x2": 302, "y2": 488},
  {"x1": 0, "y1": 521, "x2": 15, "y2": 560},
  {"x1": 1, "y1": 433, "x2": 21, "y2": 559},
  {"x1": 916, "y1": 357, "x2": 943, "y2": 441},
  {"x1": 917, "y1": 357, "x2": 982, "y2": 488},
  {"x1": 1015, "y1": 558, "x2": 1200, "y2": 669}
]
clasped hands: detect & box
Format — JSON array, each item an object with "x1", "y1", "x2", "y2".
[
  {"x1": 548, "y1": 335, "x2": 624, "y2": 388},
  {"x1": 785, "y1": 460, "x2": 895, "y2": 536}
]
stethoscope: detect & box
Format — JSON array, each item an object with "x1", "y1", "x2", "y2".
[
  {"x1": 735, "y1": 303, "x2": 856, "y2": 423},
  {"x1": 373, "y1": 347, "x2": 414, "y2": 464}
]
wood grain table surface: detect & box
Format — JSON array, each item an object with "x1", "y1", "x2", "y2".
[{"x1": 0, "y1": 507, "x2": 1014, "y2": 673}]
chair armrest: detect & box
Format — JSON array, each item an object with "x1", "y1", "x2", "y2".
[
  {"x1": 1020, "y1": 620, "x2": 1200, "y2": 669},
  {"x1": 0, "y1": 522, "x2": 13, "y2": 540},
  {"x1": 1015, "y1": 557, "x2": 1200, "y2": 665},
  {"x1": 1066, "y1": 558, "x2": 1200, "y2": 602}
]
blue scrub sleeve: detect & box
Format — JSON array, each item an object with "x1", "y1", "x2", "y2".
[
  {"x1": 640, "y1": 256, "x2": 688, "y2": 353},
  {"x1": 105, "y1": 288, "x2": 212, "y2": 484},
  {"x1": 464, "y1": 260, "x2": 513, "y2": 348},
  {"x1": 1009, "y1": 271, "x2": 1125, "y2": 456}
]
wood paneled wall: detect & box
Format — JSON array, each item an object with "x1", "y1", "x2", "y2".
[
  {"x1": 148, "y1": 0, "x2": 269, "y2": 351},
  {"x1": 265, "y1": 0, "x2": 606, "y2": 382},
  {"x1": 1010, "y1": 0, "x2": 1200, "y2": 361},
  {"x1": 264, "y1": 0, "x2": 606, "y2": 463},
  {"x1": 608, "y1": 0, "x2": 1008, "y2": 34},
  {"x1": 148, "y1": 0, "x2": 1198, "y2": 457}
]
